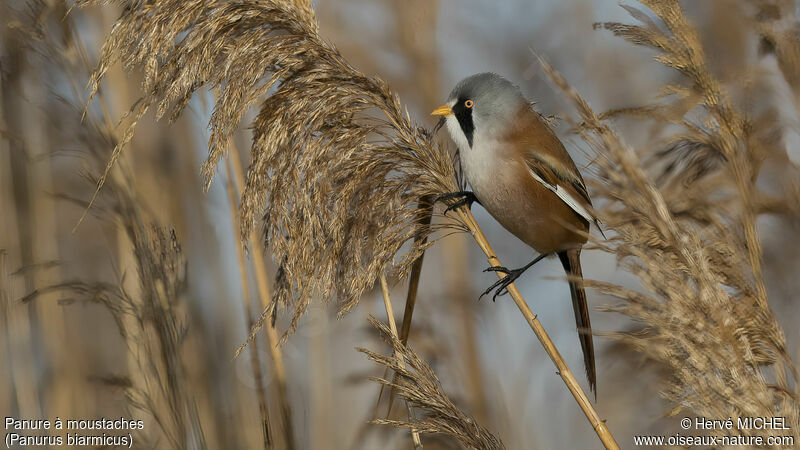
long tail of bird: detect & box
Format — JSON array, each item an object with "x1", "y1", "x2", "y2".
[{"x1": 558, "y1": 248, "x2": 596, "y2": 398}]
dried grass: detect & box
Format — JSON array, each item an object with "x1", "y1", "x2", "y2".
[
  {"x1": 11, "y1": 4, "x2": 208, "y2": 446},
  {"x1": 359, "y1": 317, "x2": 504, "y2": 450},
  {"x1": 540, "y1": 0, "x2": 800, "y2": 442},
  {"x1": 23, "y1": 185, "x2": 206, "y2": 450},
  {"x1": 77, "y1": 0, "x2": 462, "y2": 342},
  {"x1": 753, "y1": 0, "x2": 800, "y2": 103},
  {"x1": 223, "y1": 160, "x2": 274, "y2": 449}
]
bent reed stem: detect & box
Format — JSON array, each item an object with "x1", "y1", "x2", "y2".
[
  {"x1": 453, "y1": 206, "x2": 619, "y2": 450},
  {"x1": 379, "y1": 275, "x2": 424, "y2": 449}
]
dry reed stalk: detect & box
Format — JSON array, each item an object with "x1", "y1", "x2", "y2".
[
  {"x1": 307, "y1": 302, "x2": 331, "y2": 449},
  {"x1": 94, "y1": 5, "x2": 158, "y2": 439},
  {"x1": 1, "y1": 3, "x2": 45, "y2": 425},
  {"x1": 450, "y1": 268, "x2": 490, "y2": 426},
  {"x1": 24, "y1": 172, "x2": 206, "y2": 448},
  {"x1": 398, "y1": 196, "x2": 434, "y2": 347},
  {"x1": 453, "y1": 206, "x2": 619, "y2": 450},
  {"x1": 752, "y1": 0, "x2": 800, "y2": 107},
  {"x1": 0, "y1": 249, "x2": 8, "y2": 412},
  {"x1": 223, "y1": 160, "x2": 273, "y2": 450},
  {"x1": 6, "y1": 0, "x2": 135, "y2": 428},
  {"x1": 111, "y1": 180, "x2": 204, "y2": 449},
  {"x1": 389, "y1": 0, "x2": 440, "y2": 359},
  {"x1": 25, "y1": 7, "x2": 205, "y2": 441},
  {"x1": 382, "y1": 195, "x2": 431, "y2": 419},
  {"x1": 228, "y1": 145, "x2": 296, "y2": 450},
  {"x1": 378, "y1": 275, "x2": 423, "y2": 448},
  {"x1": 0, "y1": 2, "x2": 277, "y2": 448},
  {"x1": 0, "y1": 1, "x2": 77, "y2": 417},
  {"x1": 360, "y1": 316, "x2": 504, "y2": 450}
]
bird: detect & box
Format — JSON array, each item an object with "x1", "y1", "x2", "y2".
[{"x1": 431, "y1": 72, "x2": 599, "y2": 395}]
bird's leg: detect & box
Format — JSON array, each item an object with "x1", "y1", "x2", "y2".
[
  {"x1": 481, "y1": 252, "x2": 551, "y2": 302},
  {"x1": 435, "y1": 191, "x2": 479, "y2": 214}
]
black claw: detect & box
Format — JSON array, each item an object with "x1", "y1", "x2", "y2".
[
  {"x1": 435, "y1": 191, "x2": 479, "y2": 215},
  {"x1": 479, "y1": 268, "x2": 523, "y2": 301},
  {"x1": 479, "y1": 282, "x2": 500, "y2": 301},
  {"x1": 444, "y1": 197, "x2": 471, "y2": 214},
  {"x1": 479, "y1": 253, "x2": 552, "y2": 302},
  {"x1": 436, "y1": 191, "x2": 472, "y2": 200}
]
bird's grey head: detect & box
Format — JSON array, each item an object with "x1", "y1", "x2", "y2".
[{"x1": 432, "y1": 73, "x2": 527, "y2": 150}]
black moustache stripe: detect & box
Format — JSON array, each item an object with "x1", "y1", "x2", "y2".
[{"x1": 453, "y1": 98, "x2": 474, "y2": 147}]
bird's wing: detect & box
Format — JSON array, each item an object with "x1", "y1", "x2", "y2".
[
  {"x1": 523, "y1": 151, "x2": 595, "y2": 224},
  {"x1": 508, "y1": 106, "x2": 597, "y2": 225}
]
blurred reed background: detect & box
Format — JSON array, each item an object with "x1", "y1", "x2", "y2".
[{"x1": 1, "y1": 0, "x2": 799, "y2": 449}]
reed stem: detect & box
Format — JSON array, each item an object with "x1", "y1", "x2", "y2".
[
  {"x1": 379, "y1": 275, "x2": 423, "y2": 449},
  {"x1": 229, "y1": 145, "x2": 297, "y2": 450},
  {"x1": 454, "y1": 207, "x2": 619, "y2": 450},
  {"x1": 224, "y1": 160, "x2": 273, "y2": 450}
]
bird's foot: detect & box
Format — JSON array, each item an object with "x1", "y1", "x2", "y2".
[
  {"x1": 436, "y1": 191, "x2": 479, "y2": 215},
  {"x1": 480, "y1": 266, "x2": 526, "y2": 301},
  {"x1": 479, "y1": 253, "x2": 551, "y2": 302}
]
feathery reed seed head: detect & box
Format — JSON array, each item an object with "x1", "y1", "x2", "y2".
[
  {"x1": 360, "y1": 317, "x2": 504, "y2": 450},
  {"x1": 541, "y1": 0, "x2": 799, "y2": 440},
  {"x1": 79, "y1": 0, "x2": 462, "y2": 339}
]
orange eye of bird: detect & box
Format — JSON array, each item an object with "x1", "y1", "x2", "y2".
[{"x1": 465, "y1": 99, "x2": 474, "y2": 108}]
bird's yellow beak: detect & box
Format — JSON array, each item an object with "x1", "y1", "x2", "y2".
[{"x1": 431, "y1": 105, "x2": 454, "y2": 116}]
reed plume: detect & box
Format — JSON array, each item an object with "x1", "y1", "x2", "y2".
[
  {"x1": 77, "y1": 0, "x2": 462, "y2": 341},
  {"x1": 537, "y1": 0, "x2": 799, "y2": 443},
  {"x1": 11, "y1": 4, "x2": 212, "y2": 445},
  {"x1": 753, "y1": 0, "x2": 800, "y2": 104},
  {"x1": 23, "y1": 180, "x2": 206, "y2": 449},
  {"x1": 360, "y1": 316, "x2": 504, "y2": 450}
]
